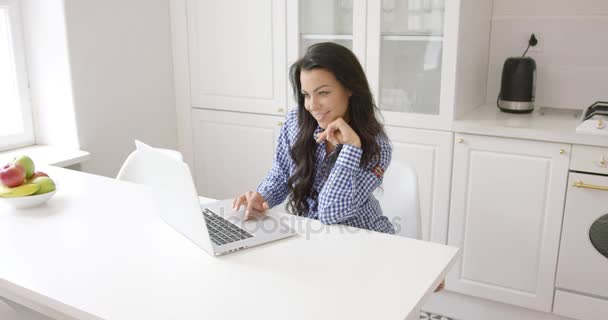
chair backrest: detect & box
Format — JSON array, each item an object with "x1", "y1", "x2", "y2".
[
  {"x1": 116, "y1": 145, "x2": 184, "y2": 183},
  {"x1": 0, "y1": 299, "x2": 16, "y2": 320},
  {"x1": 374, "y1": 162, "x2": 422, "y2": 239}
]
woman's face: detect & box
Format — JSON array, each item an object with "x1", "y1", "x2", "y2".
[{"x1": 300, "y1": 68, "x2": 351, "y2": 129}]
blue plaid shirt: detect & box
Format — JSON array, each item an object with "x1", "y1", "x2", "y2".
[{"x1": 257, "y1": 109, "x2": 395, "y2": 234}]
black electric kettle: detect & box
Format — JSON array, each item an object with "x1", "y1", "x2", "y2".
[{"x1": 497, "y1": 34, "x2": 538, "y2": 114}]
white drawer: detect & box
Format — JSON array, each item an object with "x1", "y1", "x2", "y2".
[
  {"x1": 554, "y1": 290, "x2": 608, "y2": 320},
  {"x1": 570, "y1": 145, "x2": 608, "y2": 175}
]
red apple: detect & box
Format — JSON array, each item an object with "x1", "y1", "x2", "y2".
[
  {"x1": 0, "y1": 163, "x2": 26, "y2": 187},
  {"x1": 30, "y1": 171, "x2": 49, "y2": 180}
]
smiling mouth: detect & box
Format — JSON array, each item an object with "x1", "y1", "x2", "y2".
[{"x1": 312, "y1": 111, "x2": 329, "y2": 121}]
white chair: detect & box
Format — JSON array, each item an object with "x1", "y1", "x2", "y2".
[
  {"x1": 0, "y1": 298, "x2": 16, "y2": 320},
  {"x1": 375, "y1": 162, "x2": 422, "y2": 239},
  {"x1": 116, "y1": 143, "x2": 183, "y2": 183}
]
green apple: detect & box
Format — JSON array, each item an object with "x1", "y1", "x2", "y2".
[
  {"x1": 13, "y1": 155, "x2": 35, "y2": 179},
  {"x1": 31, "y1": 176, "x2": 56, "y2": 195}
]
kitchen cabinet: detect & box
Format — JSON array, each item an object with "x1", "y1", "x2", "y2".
[
  {"x1": 287, "y1": 0, "x2": 472, "y2": 130},
  {"x1": 447, "y1": 133, "x2": 570, "y2": 312},
  {"x1": 191, "y1": 109, "x2": 283, "y2": 199},
  {"x1": 384, "y1": 126, "x2": 453, "y2": 243},
  {"x1": 172, "y1": 0, "x2": 492, "y2": 246},
  {"x1": 185, "y1": 0, "x2": 287, "y2": 116}
]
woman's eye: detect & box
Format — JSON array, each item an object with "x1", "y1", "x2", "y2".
[{"x1": 319, "y1": 91, "x2": 329, "y2": 95}]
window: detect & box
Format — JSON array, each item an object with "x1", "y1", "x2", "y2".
[{"x1": 0, "y1": 0, "x2": 33, "y2": 151}]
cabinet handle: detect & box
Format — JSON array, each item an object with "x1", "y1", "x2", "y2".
[
  {"x1": 457, "y1": 138, "x2": 464, "y2": 144},
  {"x1": 573, "y1": 180, "x2": 608, "y2": 191},
  {"x1": 599, "y1": 156, "x2": 607, "y2": 168},
  {"x1": 559, "y1": 149, "x2": 566, "y2": 154},
  {"x1": 277, "y1": 107, "x2": 285, "y2": 113},
  {"x1": 277, "y1": 122, "x2": 283, "y2": 127}
]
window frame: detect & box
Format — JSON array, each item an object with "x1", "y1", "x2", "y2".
[{"x1": 0, "y1": 0, "x2": 35, "y2": 151}]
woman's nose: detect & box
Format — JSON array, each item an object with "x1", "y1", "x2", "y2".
[{"x1": 308, "y1": 96, "x2": 320, "y2": 110}]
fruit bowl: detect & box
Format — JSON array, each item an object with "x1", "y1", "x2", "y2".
[{"x1": 0, "y1": 190, "x2": 57, "y2": 209}]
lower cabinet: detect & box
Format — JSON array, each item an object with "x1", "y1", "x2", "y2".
[
  {"x1": 191, "y1": 108, "x2": 283, "y2": 199},
  {"x1": 384, "y1": 126, "x2": 453, "y2": 243},
  {"x1": 447, "y1": 133, "x2": 570, "y2": 312}
]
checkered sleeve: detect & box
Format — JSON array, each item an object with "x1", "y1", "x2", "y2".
[
  {"x1": 317, "y1": 138, "x2": 392, "y2": 224},
  {"x1": 255, "y1": 112, "x2": 293, "y2": 208}
]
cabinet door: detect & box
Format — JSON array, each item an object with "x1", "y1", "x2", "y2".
[
  {"x1": 191, "y1": 109, "x2": 283, "y2": 199},
  {"x1": 447, "y1": 134, "x2": 570, "y2": 312},
  {"x1": 384, "y1": 126, "x2": 453, "y2": 243},
  {"x1": 287, "y1": 0, "x2": 367, "y2": 68},
  {"x1": 366, "y1": 0, "x2": 460, "y2": 130},
  {"x1": 286, "y1": 0, "x2": 367, "y2": 108},
  {"x1": 187, "y1": 0, "x2": 286, "y2": 115}
]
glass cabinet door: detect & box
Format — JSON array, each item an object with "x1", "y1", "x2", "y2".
[
  {"x1": 378, "y1": 0, "x2": 445, "y2": 115},
  {"x1": 299, "y1": 0, "x2": 354, "y2": 55}
]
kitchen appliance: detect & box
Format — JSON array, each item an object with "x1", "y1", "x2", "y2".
[
  {"x1": 576, "y1": 101, "x2": 608, "y2": 136},
  {"x1": 553, "y1": 145, "x2": 608, "y2": 320},
  {"x1": 497, "y1": 57, "x2": 537, "y2": 113}
]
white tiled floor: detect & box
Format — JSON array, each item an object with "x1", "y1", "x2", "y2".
[{"x1": 420, "y1": 311, "x2": 454, "y2": 320}]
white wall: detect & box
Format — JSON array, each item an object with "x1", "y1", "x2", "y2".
[
  {"x1": 452, "y1": 0, "x2": 493, "y2": 118},
  {"x1": 63, "y1": 0, "x2": 178, "y2": 177},
  {"x1": 486, "y1": 0, "x2": 608, "y2": 109}
]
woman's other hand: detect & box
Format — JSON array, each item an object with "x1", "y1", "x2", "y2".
[
  {"x1": 315, "y1": 117, "x2": 361, "y2": 148},
  {"x1": 434, "y1": 280, "x2": 445, "y2": 292},
  {"x1": 232, "y1": 191, "x2": 269, "y2": 220}
]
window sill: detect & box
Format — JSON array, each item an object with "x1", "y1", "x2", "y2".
[{"x1": 0, "y1": 145, "x2": 90, "y2": 168}]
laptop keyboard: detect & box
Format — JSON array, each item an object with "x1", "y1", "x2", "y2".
[{"x1": 202, "y1": 208, "x2": 253, "y2": 246}]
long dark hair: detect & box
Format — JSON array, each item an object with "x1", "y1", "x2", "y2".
[{"x1": 287, "y1": 42, "x2": 387, "y2": 216}]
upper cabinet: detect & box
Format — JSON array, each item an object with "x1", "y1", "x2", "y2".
[
  {"x1": 366, "y1": 0, "x2": 456, "y2": 129},
  {"x1": 288, "y1": 0, "x2": 491, "y2": 130},
  {"x1": 182, "y1": 0, "x2": 491, "y2": 129},
  {"x1": 186, "y1": 0, "x2": 287, "y2": 116},
  {"x1": 297, "y1": 0, "x2": 356, "y2": 54}
]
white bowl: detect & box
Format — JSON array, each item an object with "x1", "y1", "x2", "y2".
[{"x1": 0, "y1": 190, "x2": 57, "y2": 209}]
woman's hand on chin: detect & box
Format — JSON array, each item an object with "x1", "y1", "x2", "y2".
[{"x1": 315, "y1": 117, "x2": 361, "y2": 148}]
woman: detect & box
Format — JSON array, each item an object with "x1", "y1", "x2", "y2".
[{"x1": 233, "y1": 42, "x2": 394, "y2": 234}]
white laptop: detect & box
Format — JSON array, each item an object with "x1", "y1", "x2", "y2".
[{"x1": 134, "y1": 141, "x2": 296, "y2": 256}]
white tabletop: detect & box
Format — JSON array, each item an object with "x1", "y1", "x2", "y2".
[{"x1": 0, "y1": 166, "x2": 459, "y2": 320}]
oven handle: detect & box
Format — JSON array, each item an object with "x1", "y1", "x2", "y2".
[{"x1": 573, "y1": 180, "x2": 608, "y2": 191}]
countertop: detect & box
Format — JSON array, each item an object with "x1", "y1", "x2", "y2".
[{"x1": 453, "y1": 105, "x2": 608, "y2": 148}]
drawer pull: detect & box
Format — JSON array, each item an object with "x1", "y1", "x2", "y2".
[
  {"x1": 599, "y1": 156, "x2": 607, "y2": 168},
  {"x1": 573, "y1": 180, "x2": 608, "y2": 191}
]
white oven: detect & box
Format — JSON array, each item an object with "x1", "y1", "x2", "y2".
[{"x1": 553, "y1": 145, "x2": 608, "y2": 320}]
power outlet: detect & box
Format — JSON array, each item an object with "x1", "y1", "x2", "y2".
[{"x1": 527, "y1": 33, "x2": 543, "y2": 54}]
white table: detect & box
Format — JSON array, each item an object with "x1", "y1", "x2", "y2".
[{"x1": 0, "y1": 166, "x2": 459, "y2": 320}]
